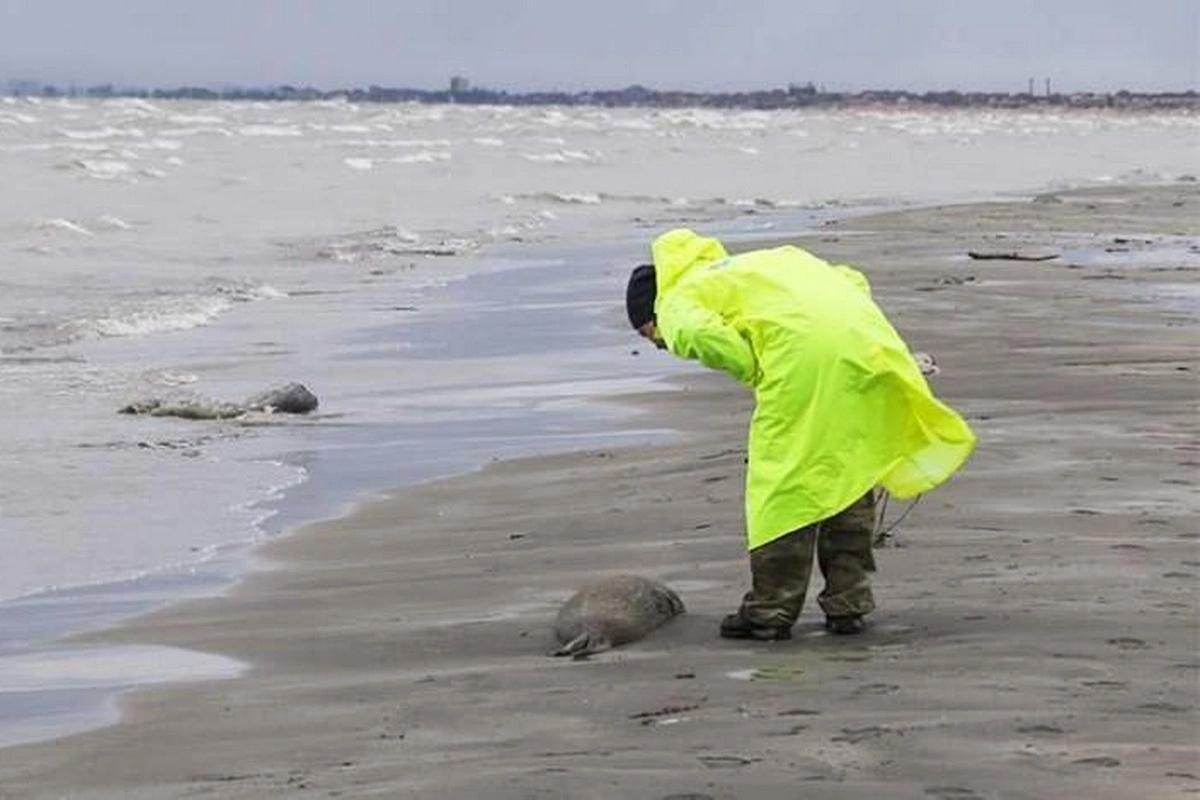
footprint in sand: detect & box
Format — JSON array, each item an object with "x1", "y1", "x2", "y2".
[
  {"x1": 697, "y1": 755, "x2": 759, "y2": 769},
  {"x1": 1105, "y1": 636, "x2": 1150, "y2": 650},
  {"x1": 832, "y1": 725, "x2": 895, "y2": 744},
  {"x1": 925, "y1": 788, "x2": 982, "y2": 800},
  {"x1": 853, "y1": 682, "x2": 901, "y2": 695}
]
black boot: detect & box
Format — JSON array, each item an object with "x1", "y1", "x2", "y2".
[
  {"x1": 824, "y1": 615, "x2": 866, "y2": 635},
  {"x1": 719, "y1": 610, "x2": 792, "y2": 641}
]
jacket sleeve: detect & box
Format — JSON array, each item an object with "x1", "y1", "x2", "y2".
[{"x1": 657, "y1": 291, "x2": 759, "y2": 387}]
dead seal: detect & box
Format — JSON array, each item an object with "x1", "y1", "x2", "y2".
[
  {"x1": 120, "y1": 382, "x2": 319, "y2": 420},
  {"x1": 552, "y1": 574, "x2": 685, "y2": 657},
  {"x1": 244, "y1": 382, "x2": 319, "y2": 414}
]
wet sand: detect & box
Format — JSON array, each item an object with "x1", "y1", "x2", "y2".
[{"x1": 0, "y1": 183, "x2": 1196, "y2": 799}]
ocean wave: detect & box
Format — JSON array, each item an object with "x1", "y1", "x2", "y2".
[
  {"x1": 59, "y1": 127, "x2": 146, "y2": 140},
  {"x1": 159, "y1": 126, "x2": 236, "y2": 137},
  {"x1": 521, "y1": 149, "x2": 601, "y2": 164},
  {"x1": 59, "y1": 283, "x2": 284, "y2": 342},
  {"x1": 391, "y1": 151, "x2": 451, "y2": 165},
  {"x1": 238, "y1": 125, "x2": 304, "y2": 137},
  {"x1": 140, "y1": 368, "x2": 199, "y2": 387},
  {"x1": 656, "y1": 109, "x2": 772, "y2": 131},
  {"x1": 67, "y1": 159, "x2": 135, "y2": 179},
  {"x1": 66, "y1": 296, "x2": 232, "y2": 339},
  {"x1": 472, "y1": 137, "x2": 505, "y2": 147},
  {"x1": 167, "y1": 114, "x2": 227, "y2": 125},
  {"x1": 0, "y1": 111, "x2": 38, "y2": 125},
  {"x1": 140, "y1": 139, "x2": 184, "y2": 151},
  {"x1": 96, "y1": 216, "x2": 134, "y2": 230},
  {"x1": 108, "y1": 98, "x2": 163, "y2": 115},
  {"x1": 507, "y1": 191, "x2": 679, "y2": 206},
  {"x1": 536, "y1": 192, "x2": 602, "y2": 205},
  {"x1": 33, "y1": 218, "x2": 93, "y2": 236},
  {"x1": 29, "y1": 213, "x2": 141, "y2": 237},
  {"x1": 328, "y1": 138, "x2": 453, "y2": 148},
  {"x1": 344, "y1": 157, "x2": 374, "y2": 170},
  {"x1": 3, "y1": 141, "x2": 107, "y2": 153},
  {"x1": 314, "y1": 226, "x2": 477, "y2": 262}
]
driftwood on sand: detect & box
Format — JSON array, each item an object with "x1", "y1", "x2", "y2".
[
  {"x1": 966, "y1": 250, "x2": 1060, "y2": 262},
  {"x1": 120, "y1": 382, "x2": 319, "y2": 420}
]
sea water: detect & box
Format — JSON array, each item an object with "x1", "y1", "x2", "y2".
[{"x1": 0, "y1": 98, "x2": 1196, "y2": 744}]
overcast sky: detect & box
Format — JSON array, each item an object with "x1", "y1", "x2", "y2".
[{"x1": 1, "y1": 0, "x2": 1196, "y2": 93}]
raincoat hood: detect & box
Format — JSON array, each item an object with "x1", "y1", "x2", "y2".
[{"x1": 651, "y1": 228, "x2": 729, "y2": 302}]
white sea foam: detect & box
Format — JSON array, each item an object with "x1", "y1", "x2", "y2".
[
  {"x1": 213, "y1": 282, "x2": 288, "y2": 302},
  {"x1": 344, "y1": 157, "x2": 374, "y2": 170},
  {"x1": 167, "y1": 114, "x2": 227, "y2": 125},
  {"x1": 160, "y1": 126, "x2": 235, "y2": 137},
  {"x1": 33, "y1": 218, "x2": 93, "y2": 236},
  {"x1": 68, "y1": 296, "x2": 233, "y2": 339},
  {"x1": 331, "y1": 138, "x2": 453, "y2": 148},
  {"x1": 60, "y1": 127, "x2": 145, "y2": 140},
  {"x1": 238, "y1": 125, "x2": 304, "y2": 137},
  {"x1": 67, "y1": 298, "x2": 229, "y2": 340},
  {"x1": 550, "y1": 192, "x2": 602, "y2": 204},
  {"x1": 110, "y1": 98, "x2": 163, "y2": 115},
  {"x1": 139, "y1": 167, "x2": 168, "y2": 179},
  {"x1": 607, "y1": 118, "x2": 656, "y2": 131},
  {"x1": 141, "y1": 369, "x2": 199, "y2": 387},
  {"x1": 71, "y1": 159, "x2": 133, "y2": 179},
  {"x1": 58, "y1": 282, "x2": 282, "y2": 342},
  {"x1": 95, "y1": 215, "x2": 134, "y2": 230},
  {"x1": 391, "y1": 151, "x2": 451, "y2": 164},
  {"x1": 472, "y1": 137, "x2": 505, "y2": 147},
  {"x1": 521, "y1": 149, "x2": 600, "y2": 164},
  {"x1": 141, "y1": 139, "x2": 183, "y2": 151}
]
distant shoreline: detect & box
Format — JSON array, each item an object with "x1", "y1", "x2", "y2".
[{"x1": 5, "y1": 81, "x2": 1198, "y2": 111}]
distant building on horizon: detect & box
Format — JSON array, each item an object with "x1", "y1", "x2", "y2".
[
  {"x1": 449, "y1": 76, "x2": 470, "y2": 94},
  {"x1": 6, "y1": 79, "x2": 43, "y2": 97}
]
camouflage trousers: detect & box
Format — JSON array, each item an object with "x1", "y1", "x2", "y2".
[{"x1": 739, "y1": 491, "x2": 877, "y2": 628}]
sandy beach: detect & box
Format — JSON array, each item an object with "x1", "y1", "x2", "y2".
[{"x1": 0, "y1": 183, "x2": 1196, "y2": 799}]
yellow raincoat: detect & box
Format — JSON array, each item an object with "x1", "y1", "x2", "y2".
[{"x1": 651, "y1": 228, "x2": 976, "y2": 550}]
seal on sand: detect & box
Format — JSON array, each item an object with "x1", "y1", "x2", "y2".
[{"x1": 552, "y1": 574, "x2": 685, "y2": 657}]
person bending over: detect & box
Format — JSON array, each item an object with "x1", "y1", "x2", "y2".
[{"x1": 625, "y1": 228, "x2": 975, "y2": 640}]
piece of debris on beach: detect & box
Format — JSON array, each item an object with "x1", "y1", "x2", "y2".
[
  {"x1": 966, "y1": 250, "x2": 1060, "y2": 261},
  {"x1": 120, "y1": 383, "x2": 319, "y2": 420}
]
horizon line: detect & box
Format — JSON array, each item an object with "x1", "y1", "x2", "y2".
[{"x1": 4, "y1": 78, "x2": 1198, "y2": 97}]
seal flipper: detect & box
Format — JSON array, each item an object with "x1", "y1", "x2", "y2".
[{"x1": 551, "y1": 631, "x2": 612, "y2": 658}]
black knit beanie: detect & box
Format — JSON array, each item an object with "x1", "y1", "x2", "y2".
[{"x1": 625, "y1": 263, "x2": 657, "y2": 329}]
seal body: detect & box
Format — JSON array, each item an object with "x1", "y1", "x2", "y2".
[
  {"x1": 552, "y1": 574, "x2": 685, "y2": 657},
  {"x1": 244, "y1": 383, "x2": 319, "y2": 414}
]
